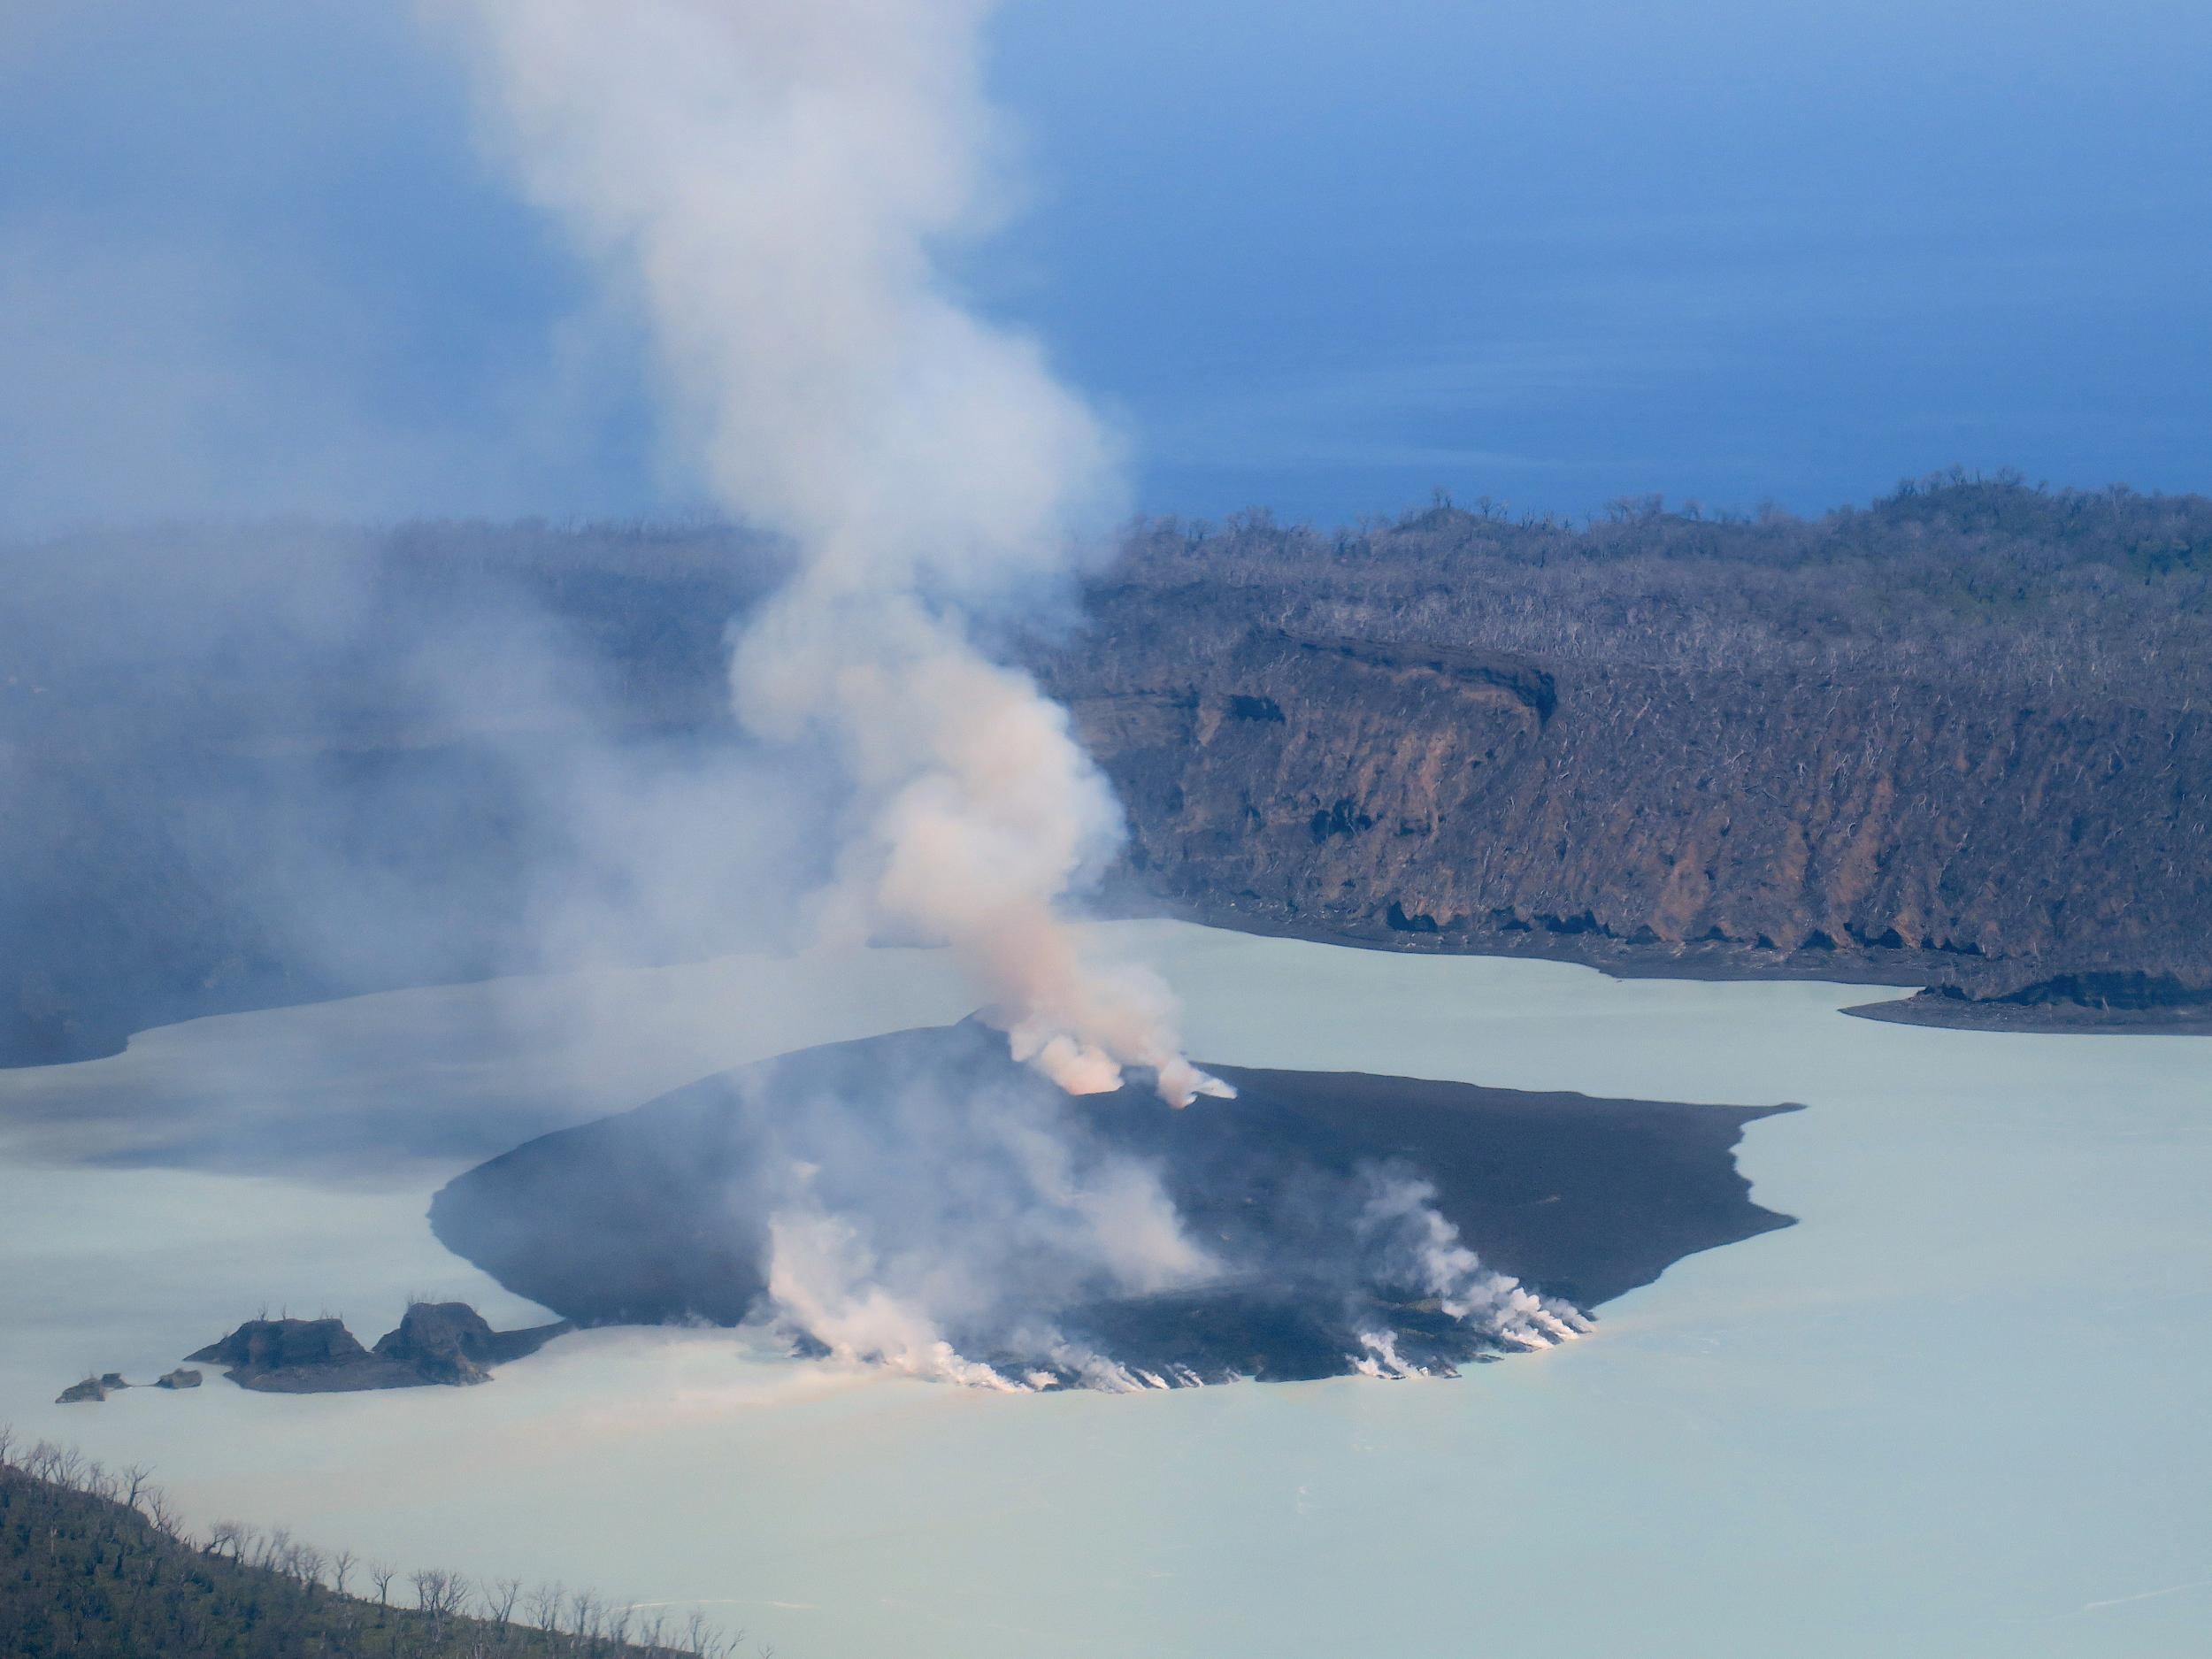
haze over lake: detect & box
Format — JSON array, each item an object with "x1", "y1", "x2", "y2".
[{"x1": 4, "y1": 921, "x2": 2207, "y2": 1658}]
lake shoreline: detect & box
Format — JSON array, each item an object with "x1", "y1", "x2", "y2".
[{"x1": 1121, "y1": 889, "x2": 2208, "y2": 1035}]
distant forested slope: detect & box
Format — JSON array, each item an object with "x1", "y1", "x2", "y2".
[
  {"x1": 1040, "y1": 475, "x2": 2212, "y2": 1017},
  {"x1": 4, "y1": 474, "x2": 2207, "y2": 1064}
]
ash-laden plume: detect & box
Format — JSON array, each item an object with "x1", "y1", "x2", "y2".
[
  {"x1": 431, "y1": 1, "x2": 1562, "y2": 1386},
  {"x1": 437, "y1": 0, "x2": 1229, "y2": 1110},
  {"x1": 430, "y1": 1025, "x2": 1607, "y2": 1390}
]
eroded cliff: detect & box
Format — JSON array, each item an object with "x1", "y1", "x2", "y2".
[
  {"x1": 1050, "y1": 628, "x2": 2211, "y2": 999},
  {"x1": 1040, "y1": 480, "x2": 2212, "y2": 1012}
]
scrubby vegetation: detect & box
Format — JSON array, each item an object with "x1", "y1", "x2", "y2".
[
  {"x1": 1093, "y1": 471, "x2": 2212, "y2": 699},
  {"x1": 1034, "y1": 473, "x2": 2212, "y2": 1004},
  {"x1": 3, "y1": 473, "x2": 2208, "y2": 1064},
  {"x1": 0, "y1": 1427, "x2": 757, "y2": 1658}
]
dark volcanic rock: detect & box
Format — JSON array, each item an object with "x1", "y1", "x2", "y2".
[
  {"x1": 156, "y1": 1368, "x2": 202, "y2": 1390},
  {"x1": 188, "y1": 1308, "x2": 565, "y2": 1394},
  {"x1": 1849, "y1": 972, "x2": 2212, "y2": 1034},
  {"x1": 1185, "y1": 1064, "x2": 1793, "y2": 1312},
  {"x1": 55, "y1": 1377, "x2": 105, "y2": 1405},
  {"x1": 186, "y1": 1317, "x2": 415, "y2": 1393},
  {"x1": 190, "y1": 1317, "x2": 373, "y2": 1371},
  {"x1": 432, "y1": 1022, "x2": 1796, "y2": 1385},
  {"x1": 371, "y1": 1302, "x2": 570, "y2": 1385}
]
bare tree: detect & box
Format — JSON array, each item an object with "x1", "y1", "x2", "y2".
[
  {"x1": 142, "y1": 1486, "x2": 182, "y2": 1540},
  {"x1": 82, "y1": 1458, "x2": 119, "y2": 1502},
  {"x1": 120, "y1": 1461, "x2": 154, "y2": 1513},
  {"x1": 371, "y1": 1559, "x2": 398, "y2": 1606},
  {"x1": 414, "y1": 1566, "x2": 472, "y2": 1619},
  {"x1": 530, "y1": 1580, "x2": 567, "y2": 1633},
  {"x1": 481, "y1": 1576, "x2": 521, "y2": 1630},
  {"x1": 330, "y1": 1546, "x2": 357, "y2": 1596},
  {"x1": 570, "y1": 1588, "x2": 602, "y2": 1643}
]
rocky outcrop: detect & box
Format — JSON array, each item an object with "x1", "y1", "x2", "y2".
[
  {"x1": 156, "y1": 1368, "x2": 202, "y2": 1389},
  {"x1": 188, "y1": 1317, "x2": 373, "y2": 1379},
  {"x1": 186, "y1": 1308, "x2": 567, "y2": 1394},
  {"x1": 370, "y1": 1302, "x2": 571, "y2": 1386},
  {"x1": 1849, "y1": 971, "x2": 2212, "y2": 1033},
  {"x1": 54, "y1": 1378, "x2": 107, "y2": 1405}
]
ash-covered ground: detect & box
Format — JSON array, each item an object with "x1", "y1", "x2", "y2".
[{"x1": 432, "y1": 1021, "x2": 1794, "y2": 1387}]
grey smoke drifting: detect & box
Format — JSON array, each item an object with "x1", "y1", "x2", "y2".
[
  {"x1": 744, "y1": 1048, "x2": 1218, "y2": 1390},
  {"x1": 741, "y1": 1060, "x2": 1586, "y2": 1390},
  {"x1": 426, "y1": 2, "x2": 1572, "y2": 1385},
  {"x1": 436, "y1": 0, "x2": 1228, "y2": 1110},
  {"x1": 428, "y1": 1023, "x2": 1595, "y2": 1390}
]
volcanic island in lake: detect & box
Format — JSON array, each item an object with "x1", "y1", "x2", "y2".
[{"x1": 431, "y1": 1020, "x2": 1798, "y2": 1386}]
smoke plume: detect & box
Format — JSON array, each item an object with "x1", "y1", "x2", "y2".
[
  {"x1": 436, "y1": 0, "x2": 1228, "y2": 1108},
  {"x1": 1355, "y1": 1172, "x2": 1592, "y2": 1350},
  {"x1": 736, "y1": 1036, "x2": 1222, "y2": 1389},
  {"x1": 427, "y1": 1023, "x2": 1594, "y2": 1391},
  {"x1": 421, "y1": 2, "x2": 1581, "y2": 1388}
]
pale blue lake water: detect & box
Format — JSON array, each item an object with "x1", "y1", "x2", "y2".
[{"x1": 3, "y1": 922, "x2": 2207, "y2": 1657}]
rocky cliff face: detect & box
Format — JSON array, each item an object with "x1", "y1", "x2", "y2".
[
  {"x1": 1038, "y1": 480, "x2": 2212, "y2": 1009},
  {"x1": 1050, "y1": 628, "x2": 2212, "y2": 998},
  {"x1": 188, "y1": 1317, "x2": 373, "y2": 1379}
]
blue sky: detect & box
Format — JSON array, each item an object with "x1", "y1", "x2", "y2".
[{"x1": 3, "y1": 0, "x2": 2207, "y2": 532}]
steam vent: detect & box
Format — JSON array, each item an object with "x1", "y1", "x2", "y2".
[{"x1": 433, "y1": 1021, "x2": 1795, "y2": 1387}]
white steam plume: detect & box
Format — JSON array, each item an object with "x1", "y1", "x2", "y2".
[
  {"x1": 1357, "y1": 1173, "x2": 1591, "y2": 1352},
  {"x1": 741, "y1": 1053, "x2": 1220, "y2": 1389},
  {"x1": 436, "y1": 0, "x2": 1229, "y2": 1106}
]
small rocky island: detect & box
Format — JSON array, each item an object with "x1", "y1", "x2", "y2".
[
  {"x1": 54, "y1": 1374, "x2": 126, "y2": 1405},
  {"x1": 434, "y1": 1021, "x2": 1800, "y2": 1386},
  {"x1": 56, "y1": 1369, "x2": 187, "y2": 1403},
  {"x1": 186, "y1": 1302, "x2": 569, "y2": 1394}
]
